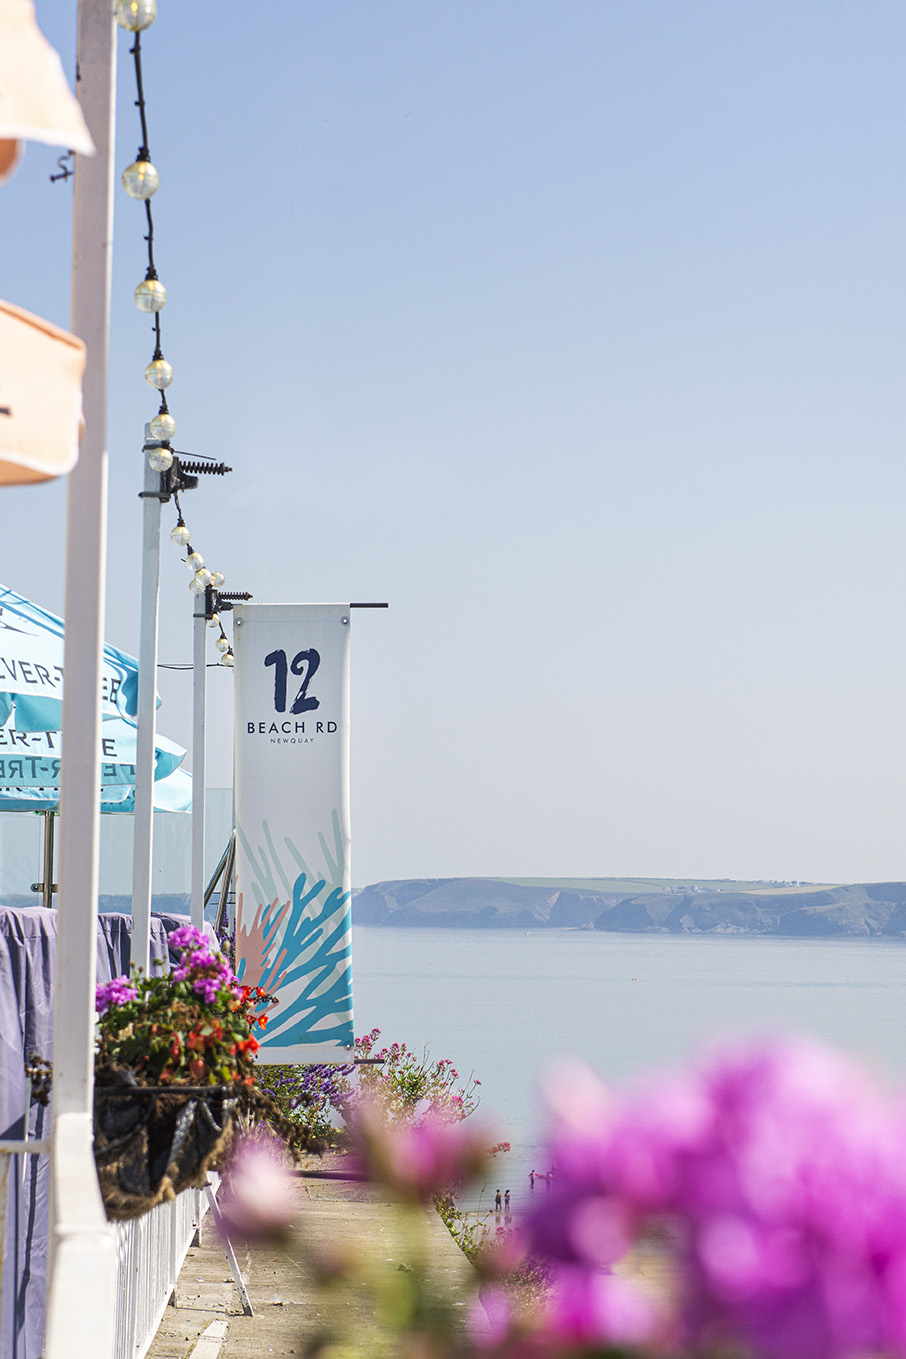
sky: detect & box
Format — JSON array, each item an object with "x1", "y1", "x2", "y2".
[{"x1": 2, "y1": 1, "x2": 906, "y2": 886}]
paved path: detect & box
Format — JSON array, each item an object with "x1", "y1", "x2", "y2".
[{"x1": 147, "y1": 1172, "x2": 475, "y2": 1359}]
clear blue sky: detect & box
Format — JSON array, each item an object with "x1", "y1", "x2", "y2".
[{"x1": 3, "y1": 2, "x2": 906, "y2": 885}]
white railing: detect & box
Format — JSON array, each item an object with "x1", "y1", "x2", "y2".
[
  {"x1": 2, "y1": 1135, "x2": 216, "y2": 1359},
  {"x1": 111, "y1": 1186, "x2": 205, "y2": 1359},
  {"x1": 44, "y1": 1112, "x2": 116, "y2": 1359}
]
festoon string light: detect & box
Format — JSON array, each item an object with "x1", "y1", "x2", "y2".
[{"x1": 116, "y1": 0, "x2": 234, "y2": 667}]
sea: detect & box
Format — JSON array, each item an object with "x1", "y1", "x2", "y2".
[{"x1": 352, "y1": 926, "x2": 906, "y2": 1214}]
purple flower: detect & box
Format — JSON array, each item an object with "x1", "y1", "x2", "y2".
[
  {"x1": 168, "y1": 923, "x2": 208, "y2": 953},
  {"x1": 193, "y1": 975, "x2": 225, "y2": 1005},
  {"x1": 525, "y1": 1041, "x2": 906, "y2": 1359},
  {"x1": 95, "y1": 976, "x2": 138, "y2": 1014},
  {"x1": 168, "y1": 924, "x2": 238, "y2": 1005}
]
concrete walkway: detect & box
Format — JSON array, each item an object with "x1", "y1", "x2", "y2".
[{"x1": 147, "y1": 1170, "x2": 475, "y2": 1359}]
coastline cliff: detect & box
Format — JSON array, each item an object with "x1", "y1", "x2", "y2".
[{"x1": 352, "y1": 878, "x2": 906, "y2": 938}]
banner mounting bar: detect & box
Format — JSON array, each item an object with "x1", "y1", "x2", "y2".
[{"x1": 348, "y1": 602, "x2": 389, "y2": 608}]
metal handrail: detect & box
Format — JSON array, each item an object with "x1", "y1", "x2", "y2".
[{"x1": 203, "y1": 830, "x2": 235, "y2": 909}]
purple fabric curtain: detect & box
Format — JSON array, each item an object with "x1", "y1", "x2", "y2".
[{"x1": 0, "y1": 906, "x2": 188, "y2": 1359}]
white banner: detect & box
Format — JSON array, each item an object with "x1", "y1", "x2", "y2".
[{"x1": 233, "y1": 603, "x2": 354, "y2": 1063}]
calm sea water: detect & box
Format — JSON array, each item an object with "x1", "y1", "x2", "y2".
[{"x1": 352, "y1": 926, "x2": 906, "y2": 1212}]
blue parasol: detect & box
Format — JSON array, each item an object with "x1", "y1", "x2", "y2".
[
  {"x1": 0, "y1": 583, "x2": 190, "y2": 813},
  {"x1": 0, "y1": 581, "x2": 148, "y2": 731}
]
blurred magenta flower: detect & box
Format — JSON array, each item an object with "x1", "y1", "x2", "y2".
[
  {"x1": 542, "y1": 1267, "x2": 663, "y2": 1350},
  {"x1": 351, "y1": 1099, "x2": 496, "y2": 1200},
  {"x1": 469, "y1": 1284, "x2": 513, "y2": 1348},
  {"x1": 522, "y1": 1040, "x2": 906, "y2": 1359},
  {"x1": 217, "y1": 1132, "x2": 296, "y2": 1242}
]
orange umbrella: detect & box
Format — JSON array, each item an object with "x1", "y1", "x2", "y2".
[
  {"x1": 0, "y1": 0, "x2": 94, "y2": 184},
  {"x1": 0, "y1": 301, "x2": 86, "y2": 484}
]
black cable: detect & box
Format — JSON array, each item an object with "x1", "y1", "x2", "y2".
[
  {"x1": 126, "y1": 19, "x2": 236, "y2": 662},
  {"x1": 131, "y1": 31, "x2": 151, "y2": 157},
  {"x1": 130, "y1": 30, "x2": 164, "y2": 421}
]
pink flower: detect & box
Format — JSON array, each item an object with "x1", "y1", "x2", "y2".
[
  {"x1": 542, "y1": 1267, "x2": 662, "y2": 1349},
  {"x1": 217, "y1": 1133, "x2": 296, "y2": 1242},
  {"x1": 469, "y1": 1284, "x2": 513, "y2": 1349},
  {"x1": 350, "y1": 1101, "x2": 494, "y2": 1200}
]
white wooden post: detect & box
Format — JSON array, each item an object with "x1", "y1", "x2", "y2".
[
  {"x1": 46, "y1": 0, "x2": 117, "y2": 1354},
  {"x1": 191, "y1": 609, "x2": 206, "y2": 928},
  {"x1": 131, "y1": 427, "x2": 162, "y2": 972}
]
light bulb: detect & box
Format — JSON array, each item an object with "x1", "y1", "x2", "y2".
[
  {"x1": 186, "y1": 550, "x2": 204, "y2": 572},
  {"x1": 189, "y1": 570, "x2": 212, "y2": 595},
  {"x1": 134, "y1": 278, "x2": 167, "y2": 313},
  {"x1": 220, "y1": 651, "x2": 235, "y2": 668},
  {"x1": 215, "y1": 635, "x2": 230, "y2": 654},
  {"x1": 209, "y1": 571, "x2": 225, "y2": 589},
  {"x1": 145, "y1": 358, "x2": 174, "y2": 390},
  {"x1": 115, "y1": 0, "x2": 157, "y2": 30},
  {"x1": 148, "y1": 446, "x2": 173, "y2": 471},
  {"x1": 149, "y1": 412, "x2": 176, "y2": 441},
  {"x1": 122, "y1": 160, "x2": 159, "y2": 200},
  {"x1": 170, "y1": 523, "x2": 190, "y2": 547},
  {"x1": 207, "y1": 612, "x2": 221, "y2": 629}
]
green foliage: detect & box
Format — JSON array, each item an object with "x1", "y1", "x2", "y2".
[
  {"x1": 352, "y1": 1028, "x2": 480, "y2": 1125},
  {"x1": 255, "y1": 1061, "x2": 351, "y2": 1144},
  {"x1": 255, "y1": 1027, "x2": 481, "y2": 1144}
]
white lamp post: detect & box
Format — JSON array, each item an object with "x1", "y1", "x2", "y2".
[{"x1": 45, "y1": 1, "x2": 116, "y2": 1354}]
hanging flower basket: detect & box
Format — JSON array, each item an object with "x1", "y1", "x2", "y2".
[
  {"x1": 94, "y1": 1071, "x2": 238, "y2": 1221},
  {"x1": 92, "y1": 925, "x2": 272, "y2": 1221}
]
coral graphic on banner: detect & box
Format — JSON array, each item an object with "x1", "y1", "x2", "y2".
[{"x1": 236, "y1": 810, "x2": 353, "y2": 1051}]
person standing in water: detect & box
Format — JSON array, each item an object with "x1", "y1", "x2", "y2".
[
  {"x1": 495, "y1": 1189, "x2": 502, "y2": 1212},
  {"x1": 504, "y1": 1190, "x2": 511, "y2": 1212}
]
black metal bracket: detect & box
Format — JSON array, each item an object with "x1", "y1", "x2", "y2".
[
  {"x1": 138, "y1": 449, "x2": 233, "y2": 504},
  {"x1": 206, "y1": 587, "x2": 253, "y2": 621}
]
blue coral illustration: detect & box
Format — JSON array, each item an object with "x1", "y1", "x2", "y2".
[{"x1": 236, "y1": 808, "x2": 353, "y2": 1049}]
